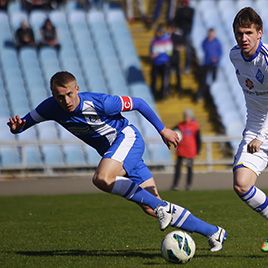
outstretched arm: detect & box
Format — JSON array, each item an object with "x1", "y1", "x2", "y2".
[
  {"x1": 7, "y1": 115, "x2": 26, "y2": 134},
  {"x1": 104, "y1": 95, "x2": 180, "y2": 148},
  {"x1": 131, "y1": 97, "x2": 181, "y2": 148}
]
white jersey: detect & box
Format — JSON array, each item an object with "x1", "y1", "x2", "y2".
[{"x1": 230, "y1": 41, "x2": 268, "y2": 142}]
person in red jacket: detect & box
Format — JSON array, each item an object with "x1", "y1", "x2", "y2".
[{"x1": 172, "y1": 109, "x2": 201, "y2": 190}]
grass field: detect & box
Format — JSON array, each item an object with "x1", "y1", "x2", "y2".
[{"x1": 0, "y1": 190, "x2": 268, "y2": 268}]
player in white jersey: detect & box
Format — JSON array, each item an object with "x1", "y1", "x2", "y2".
[
  {"x1": 7, "y1": 71, "x2": 226, "y2": 251},
  {"x1": 230, "y1": 7, "x2": 268, "y2": 251}
]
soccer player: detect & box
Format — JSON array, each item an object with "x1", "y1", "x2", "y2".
[
  {"x1": 230, "y1": 7, "x2": 268, "y2": 251},
  {"x1": 7, "y1": 71, "x2": 226, "y2": 251}
]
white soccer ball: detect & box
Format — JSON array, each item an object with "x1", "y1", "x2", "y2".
[{"x1": 161, "y1": 231, "x2": 196, "y2": 264}]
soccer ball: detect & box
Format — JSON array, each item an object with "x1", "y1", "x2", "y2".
[
  {"x1": 175, "y1": 129, "x2": 183, "y2": 142},
  {"x1": 161, "y1": 231, "x2": 196, "y2": 264}
]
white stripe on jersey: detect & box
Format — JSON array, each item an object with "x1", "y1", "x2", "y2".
[
  {"x1": 111, "y1": 126, "x2": 136, "y2": 162},
  {"x1": 30, "y1": 109, "x2": 46, "y2": 122},
  {"x1": 82, "y1": 100, "x2": 117, "y2": 142}
]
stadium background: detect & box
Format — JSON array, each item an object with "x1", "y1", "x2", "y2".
[{"x1": 0, "y1": 0, "x2": 267, "y2": 189}]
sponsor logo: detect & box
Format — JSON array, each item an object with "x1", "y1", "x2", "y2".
[{"x1": 245, "y1": 78, "x2": 254, "y2": 90}]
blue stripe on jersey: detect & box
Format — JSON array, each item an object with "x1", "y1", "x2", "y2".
[
  {"x1": 260, "y1": 49, "x2": 268, "y2": 65},
  {"x1": 231, "y1": 45, "x2": 240, "y2": 51},
  {"x1": 261, "y1": 44, "x2": 268, "y2": 54}
]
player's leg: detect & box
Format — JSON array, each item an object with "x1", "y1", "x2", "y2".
[
  {"x1": 233, "y1": 155, "x2": 268, "y2": 220},
  {"x1": 139, "y1": 177, "x2": 160, "y2": 217},
  {"x1": 92, "y1": 158, "x2": 167, "y2": 210},
  {"x1": 186, "y1": 158, "x2": 193, "y2": 191},
  {"x1": 233, "y1": 141, "x2": 268, "y2": 251},
  {"x1": 92, "y1": 125, "x2": 168, "y2": 211},
  {"x1": 131, "y1": 164, "x2": 226, "y2": 251},
  {"x1": 172, "y1": 156, "x2": 182, "y2": 190}
]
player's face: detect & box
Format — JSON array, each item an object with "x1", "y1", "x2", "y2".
[
  {"x1": 234, "y1": 24, "x2": 262, "y2": 58},
  {"x1": 52, "y1": 81, "x2": 80, "y2": 112}
]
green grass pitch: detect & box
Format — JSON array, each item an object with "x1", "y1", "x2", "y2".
[{"x1": 0, "y1": 190, "x2": 268, "y2": 267}]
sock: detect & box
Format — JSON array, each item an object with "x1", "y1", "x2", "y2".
[
  {"x1": 240, "y1": 186, "x2": 268, "y2": 219},
  {"x1": 171, "y1": 204, "x2": 218, "y2": 237},
  {"x1": 111, "y1": 176, "x2": 166, "y2": 209}
]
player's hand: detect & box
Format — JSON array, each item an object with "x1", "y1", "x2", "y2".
[
  {"x1": 7, "y1": 115, "x2": 25, "y2": 134},
  {"x1": 160, "y1": 127, "x2": 181, "y2": 149},
  {"x1": 247, "y1": 138, "x2": 263, "y2": 154}
]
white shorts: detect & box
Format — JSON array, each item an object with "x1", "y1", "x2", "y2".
[{"x1": 233, "y1": 130, "x2": 268, "y2": 175}]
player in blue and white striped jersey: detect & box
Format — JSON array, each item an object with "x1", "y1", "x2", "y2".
[
  {"x1": 230, "y1": 7, "x2": 268, "y2": 251},
  {"x1": 7, "y1": 71, "x2": 226, "y2": 251}
]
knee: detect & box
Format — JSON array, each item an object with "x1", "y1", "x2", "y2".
[
  {"x1": 233, "y1": 181, "x2": 251, "y2": 196},
  {"x1": 92, "y1": 171, "x2": 114, "y2": 192}
]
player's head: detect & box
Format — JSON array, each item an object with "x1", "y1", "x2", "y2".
[
  {"x1": 183, "y1": 109, "x2": 194, "y2": 122},
  {"x1": 50, "y1": 71, "x2": 80, "y2": 112},
  {"x1": 233, "y1": 7, "x2": 263, "y2": 57}
]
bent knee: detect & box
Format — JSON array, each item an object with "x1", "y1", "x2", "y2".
[
  {"x1": 92, "y1": 171, "x2": 115, "y2": 192},
  {"x1": 233, "y1": 182, "x2": 252, "y2": 196}
]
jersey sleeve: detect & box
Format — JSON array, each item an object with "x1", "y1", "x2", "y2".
[{"x1": 19, "y1": 98, "x2": 54, "y2": 132}]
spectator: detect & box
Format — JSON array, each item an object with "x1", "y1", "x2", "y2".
[
  {"x1": 150, "y1": 23, "x2": 173, "y2": 99},
  {"x1": 15, "y1": 20, "x2": 36, "y2": 50},
  {"x1": 0, "y1": 0, "x2": 8, "y2": 11},
  {"x1": 39, "y1": 18, "x2": 61, "y2": 51},
  {"x1": 168, "y1": 22, "x2": 184, "y2": 95},
  {"x1": 202, "y1": 28, "x2": 222, "y2": 84},
  {"x1": 173, "y1": 0, "x2": 195, "y2": 72},
  {"x1": 172, "y1": 109, "x2": 201, "y2": 191}
]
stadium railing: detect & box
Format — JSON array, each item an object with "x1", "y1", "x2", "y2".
[{"x1": 0, "y1": 135, "x2": 241, "y2": 174}]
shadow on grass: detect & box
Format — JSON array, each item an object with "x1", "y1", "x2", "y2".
[
  {"x1": 15, "y1": 248, "x2": 160, "y2": 259},
  {"x1": 11, "y1": 248, "x2": 267, "y2": 261}
]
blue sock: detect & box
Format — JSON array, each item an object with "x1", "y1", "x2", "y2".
[
  {"x1": 181, "y1": 214, "x2": 218, "y2": 236},
  {"x1": 112, "y1": 176, "x2": 166, "y2": 209},
  {"x1": 171, "y1": 204, "x2": 218, "y2": 236}
]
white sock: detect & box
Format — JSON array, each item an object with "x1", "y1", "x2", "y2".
[{"x1": 241, "y1": 186, "x2": 268, "y2": 219}]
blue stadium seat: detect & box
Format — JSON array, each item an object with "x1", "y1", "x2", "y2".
[
  {"x1": 9, "y1": 11, "x2": 28, "y2": 30},
  {"x1": 63, "y1": 144, "x2": 87, "y2": 166},
  {"x1": 42, "y1": 144, "x2": 65, "y2": 166},
  {"x1": 29, "y1": 10, "x2": 47, "y2": 41},
  {"x1": 23, "y1": 146, "x2": 43, "y2": 166},
  {"x1": 84, "y1": 147, "x2": 101, "y2": 167},
  {"x1": 37, "y1": 122, "x2": 59, "y2": 141},
  {"x1": 0, "y1": 147, "x2": 21, "y2": 168}
]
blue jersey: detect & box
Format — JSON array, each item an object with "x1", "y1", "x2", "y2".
[{"x1": 21, "y1": 92, "x2": 165, "y2": 156}]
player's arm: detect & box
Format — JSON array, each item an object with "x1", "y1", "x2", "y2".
[
  {"x1": 104, "y1": 95, "x2": 180, "y2": 148},
  {"x1": 7, "y1": 98, "x2": 52, "y2": 134},
  {"x1": 7, "y1": 113, "x2": 37, "y2": 134}
]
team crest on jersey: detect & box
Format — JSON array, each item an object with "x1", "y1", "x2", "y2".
[
  {"x1": 245, "y1": 78, "x2": 254, "y2": 90},
  {"x1": 256, "y1": 69, "x2": 264, "y2": 84}
]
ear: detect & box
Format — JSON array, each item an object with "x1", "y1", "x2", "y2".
[{"x1": 257, "y1": 30, "x2": 263, "y2": 40}]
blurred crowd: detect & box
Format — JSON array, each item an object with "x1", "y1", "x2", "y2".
[{"x1": 146, "y1": 0, "x2": 222, "y2": 101}]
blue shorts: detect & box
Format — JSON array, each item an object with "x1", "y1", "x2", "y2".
[{"x1": 102, "y1": 125, "x2": 152, "y2": 185}]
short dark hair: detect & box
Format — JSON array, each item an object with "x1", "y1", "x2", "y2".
[
  {"x1": 233, "y1": 7, "x2": 263, "y2": 32},
  {"x1": 50, "y1": 71, "x2": 76, "y2": 91}
]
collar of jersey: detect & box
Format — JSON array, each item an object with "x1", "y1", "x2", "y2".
[{"x1": 241, "y1": 40, "x2": 262, "y2": 62}]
